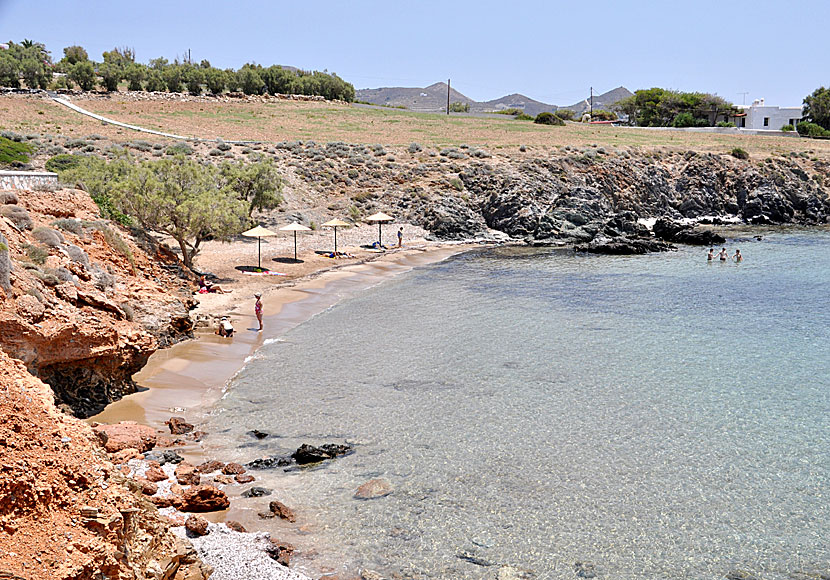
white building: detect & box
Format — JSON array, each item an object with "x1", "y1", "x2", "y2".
[{"x1": 734, "y1": 99, "x2": 802, "y2": 130}]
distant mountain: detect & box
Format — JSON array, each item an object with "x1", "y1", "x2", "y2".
[
  {"x1": 562, "y1": 86, "x2": 633, "y2": 114},
  {"x1": 356, "y1": 83, "x2": 632, "y2": 116},
  {"x1": 471, "y1": 93, "x2": 557, "y2": 117},
  {"x1": 356, "y1": 82, "x2": 473, "y2": 112}
]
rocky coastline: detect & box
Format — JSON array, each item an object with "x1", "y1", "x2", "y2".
[{"x1": 2, "y1": 139, "x2": 830, "y2": 578}]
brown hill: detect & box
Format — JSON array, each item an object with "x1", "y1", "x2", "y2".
[
  {"x1": 357, "y1": 82, "x2": 473, "y2": 112},
  {"x1": 562, "y1": 86, "x2": 633, "y2": 113}
]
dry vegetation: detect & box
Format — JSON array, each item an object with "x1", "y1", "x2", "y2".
[{"x1": 3, "y1": 93, "x2": 830, "y2": 160}]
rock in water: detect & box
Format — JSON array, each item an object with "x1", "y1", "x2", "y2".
[
  {"x1": 291, "y1": 442, "x2": 353, "y2": 464},
  {"x1": 166, "y1": 416, "x2": 194, "y2": 434},
  {"x1": 574, "y1": 561, "x2": 598, "y2": 578},
  {"x1": 241, "y1": 486, "x2": 272, "y2": 498},
  {"x1": 195, "y1": 460, "x2": 224, "y2": 474},
  {"x1": 354, "y1": 478, "x2": 394, "y2": 499},
  {"x1": 221, "y1": 462, "x2": 246, "y2": 475},
  {"x1": 268, "y1": 500, "x2": 297, "y2": 522}
]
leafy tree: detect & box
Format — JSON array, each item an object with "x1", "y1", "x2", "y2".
[
  {"x1": 204, "y1": 67, "x2": 226, "y2": 94},
  {"x1": 124, "y1": 63, "x2": 146, "y2": 91},
  {"x1": 183, "y1": 66, "x2": 204, "y2": 95},
  {"x1": 148, "y1": 57, "x2": 168, "y2": 70},
  {"x1": 114, "y1": 157, "x2": 248, "y2": 267},
  {"x1": 98, "y1": 62, "x2": 121, "y2": 91},
  {"x1": 199, "y1": 59, "x2": 211, "y2": 69},
  {"x1": 162, "y1": 65, "x2": 183, "y2": 92},
  {"x1": 220, "y1": 160, "x2": 283, "y2": 216},
  {"x1": 614, "y1": 88, "x2": 734, "y2": 127},
  {"x1": 449, "y1": 102, "x2": 470, "y2": 113},
  {"x1": 68, "y1": 60, "x2": 96, "y2": 91},
  {"x1": 0, "y1": 49, "x2": 20, "y2": 87},
  {"x1": 554, "y1": 109, "x2": 575, "y2": 121},
  {"x1": 237, "y1": 64, "x2": 264, "y2": 95},
  {"x1": 803, "y1": 87, "x2": 830, "y2": 130},
  {"x1": 144, "y1": 69, "x2": 166, "y2": 92},
  {"x1": 62, "y1": 45, "x2": 88, "y2": 65}
]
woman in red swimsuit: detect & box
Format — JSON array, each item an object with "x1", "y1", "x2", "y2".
[{"x1": 254, "y1": 292, "x2": 263, "y2": 331}]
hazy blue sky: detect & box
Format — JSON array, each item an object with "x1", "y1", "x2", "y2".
[{"x1": 0, "y1": 0, "x2": 825, "y2": 106}]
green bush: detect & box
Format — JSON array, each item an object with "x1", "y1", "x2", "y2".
[
  {"x1": 590, "y1": 109, "x2": 617, "y2": 121},
  {"x1": 781, "y1": 124, "x2": 795, "y2": 132},
  {"x1": 26, "y1": 244, "x2": 49, "y2": 265},
  {"x1": 515, "y1": 113, "x2": 534, "y2": 121},
  {"x1": 796, "y1": 122, "x2": 830, "y2": 137},
  {"x1": 449, "y1": 177, "x2": 464, "y2": 191},
  {"x1": 554, "y1": 109, "x2": 576, "y2": 121},
  {"x1": 534, "y1": 112, "x2": 564, "y2": 126},
  {"x1": 0, "y1": 136, "x2": 33, "y2": 167},
  {"x1": 730, "y1": 147, "x2": 750, "y2": 160},
  {"x1": 495, "y1": 108, "x2": 523, "y2": 116},
  {"x1": 45, "y1": 153, "x2": 85, "y2": 173},
  {"x1": 449, "y1": 102, "x2": 470, "y2": 113},
  {"x1": 716, "y1": 121, "x2": 736, "y2": 128},
  {"x1": 671, "y1": 112, "x2": 707, "y2": 128}
]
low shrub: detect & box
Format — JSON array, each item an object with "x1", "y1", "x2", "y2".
[
  {"x1": 554, "y1": 109, "x2": 576, "y2": 121},
  {"x1": 780, "y1": 124, "x2": 794, "y2": 132},
  {"x1": 66, "y1": 244, "x2": 90, "y2": 267},
  {"x1": 0, "y1": 233, "x2": 10, "y2": 291},
  {"x1": 26, "y1": 244, "x2": 49, "y2": 265},
  {"x1": 1, "y1": 205, "x2": 33, "y2": 230},
  {"x1": 0, "y1": 135, "x2": 33, "y2": 167},
  {"x1": 449, "y1": 177, "x2": 464, "y2": 191},
  {"x1": 45, "y1": 153, "x2": 86, "y2": 173},
  {"x1": 32, "y1": 227, "x2": 65, "y2": 247},
  {"x1": 716, "y1": 121, "x2": 736, "y2": 128},
  {"x1": 495, "y1": 108, "x2": 523, "y2": 116},
  {"x1": 32, "y1": 269, "x2": 60, "y2": 287},
  {"x1": 166, "y1": 142, "x2": 194, "y2": 156},
  {"x1": 535, "y1": 112, "x2": 564, "y2": 126},
  {"x1": 590, "y1": 109, "x2": 617, "y2": 121},
  {"x1": 515, "y1": 113, "x2": 534, "y2": 121},
  {"x1": 91, "y1": 264, "x2": 115, "y2": 290},
  {"x1": 0, "y1": 191, "x2": 18, "y2": 205},
  {"x1": 730, "y1": 147, "x2": 750, "y2": 160},
  {"x1": 449, "y1": 102, "x2": 470, "y2": 113},
  {"x1": 216, "y1": 140, "x2": 232, "y2": 152}
]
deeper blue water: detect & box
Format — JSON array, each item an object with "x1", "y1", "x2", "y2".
[{"x1": 204, "y1": 230, "x2": 830, "y2": 579}]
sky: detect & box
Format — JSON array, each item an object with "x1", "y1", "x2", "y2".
[{"x1": 0, "y1": 0, "x2": 826, "y2": 107}]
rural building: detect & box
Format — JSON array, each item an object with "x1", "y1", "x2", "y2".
[{"x1": 732, "y1": 99, "x2": 802, "y2": 130}]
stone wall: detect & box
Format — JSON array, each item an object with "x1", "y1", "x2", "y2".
[{"x1": 0, "y1": 170, "x2": 59, "y2": 190}]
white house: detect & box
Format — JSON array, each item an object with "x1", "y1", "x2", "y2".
[{"x1": 734, "y1": 99, "x2": 802, "y2": 130}]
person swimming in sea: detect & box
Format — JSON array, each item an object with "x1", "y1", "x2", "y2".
[
  {"x1": 717, "y1": 248, "x2": 728, "y2": 261},
  {"x1": 732, "y1": 249, "x2": 743, "y2": 262},
  {"x1": 707, "y1": 248, "x2": 714, "y2": 261}
]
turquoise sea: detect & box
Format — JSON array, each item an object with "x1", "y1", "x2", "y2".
[{"x1": 203, "y1": 229, "x2": 830, "y2": 579}]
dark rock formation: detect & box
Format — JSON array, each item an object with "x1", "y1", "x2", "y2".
[
  {"x1": 241, "y1": 486, "x2": 272, "y2": 498},
  {"x1": 166, "y1": 416, "x2": 195, "y2": 435},
  {"x1": 291, "y1": 443, "x2": 353, "y2": 465},
  {"x1": 652, "y1": 218, "x2": 726, "y2": 245}
]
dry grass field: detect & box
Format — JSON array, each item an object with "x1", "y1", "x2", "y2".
[{"x1": 3, "y1": 93, "x2": 830, "y2": 160}]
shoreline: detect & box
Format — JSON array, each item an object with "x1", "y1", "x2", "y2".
[{"x1": 91, "y1": 242, "x2": 474, "y2": 432}]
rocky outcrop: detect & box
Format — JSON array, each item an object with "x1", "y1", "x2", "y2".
[
  {"x1": 0, "y1": 187, "x2": 195, "y2": 417},
  {"x1": 0, "y1": 351, "x2": 211, "y2": 580},
  {"x1": 387, "y1": 151, "x2": 830, "y2": 250}
]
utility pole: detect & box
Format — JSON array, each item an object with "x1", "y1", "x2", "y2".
[
  {"x1": 447, "y1": 79, "x2": 451, "y2": 115},
  {"x1": 590, "y1": 86, "x2": 594, "y2": 117}
]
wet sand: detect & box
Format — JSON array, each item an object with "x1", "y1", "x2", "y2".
[{"x1": 90, "y1": 244, "x2": 473, "y2": 433}]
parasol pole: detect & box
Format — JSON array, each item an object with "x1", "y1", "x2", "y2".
[{"x1": 293, "y1": 231, "x2": 298, "y2": 261}]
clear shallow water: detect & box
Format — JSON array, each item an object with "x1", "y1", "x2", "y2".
[{"x1": 203, "y1": 231, "x2": 830, "y2": 579}]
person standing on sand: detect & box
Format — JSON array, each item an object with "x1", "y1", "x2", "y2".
[
  {"x1": 397, "y1": 227, "x2": 403, "y2": 248},
  {"x1": 254, "y1": 292, "x2": 263, "y2": 331}
]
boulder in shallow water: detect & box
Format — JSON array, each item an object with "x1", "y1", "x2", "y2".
[
  {"x1": 174, "y1": 462, "x2": 201, "y2": 486},
  {"x1": 144, "y1": 449, "x2": 184, "y2": 465},
  {"x1": 269, "y1": 500, "x2": 297, "y2": 522},
  {"x1": 221, "y1": 462, "x2": 246, "y2": 475},
  {"x1": 166, "y1": 416, "x2": 194, "y2": 434},
  {"x1": 292, "y1": 442, "x2": 353, "y2": 464},
  {"x1": 195, "y1": 459, "x2": 225, "y2": 474},
  {"x1": 241, "y1": 486, "x2": 272, "y2": 498},
  {"x1": 354, "y1": 478, "x2": 394, "y2": 500}
]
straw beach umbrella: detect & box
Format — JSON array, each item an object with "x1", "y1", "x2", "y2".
[
  {"x1": 365, "y1": 212, "x2": 393, "y2": 246},
  {"x1": 241, "y1": 225, "x2": 278, "y2": 270},
  {"x1": 322, "y1": 218, "x2": 351, "y2": 256},
  {"x1": 279, "y1": 222, "x2": 312, "y2": 261}
]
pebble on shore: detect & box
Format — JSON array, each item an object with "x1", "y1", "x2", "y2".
[{"x1": 173, "y1": 523, "x2": 312, "y2": 580}]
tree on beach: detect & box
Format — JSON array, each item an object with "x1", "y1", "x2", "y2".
[
  {"x1": 219, "y1": 160, "x2": 284, "y2": 217},
  {"x1": 803, "y1": 87, "x2": 830, "y2": 130},
  {"x1": 114, "y1": 157, "x2": 248, "y2": 267}
]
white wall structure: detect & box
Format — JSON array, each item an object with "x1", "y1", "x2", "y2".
[
  {"x1": 0, "y1": 171, "x2": 58, "y2": 190},
  {"x1": 735, "y1": 99, "x2": 802, "y2": 130}
]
